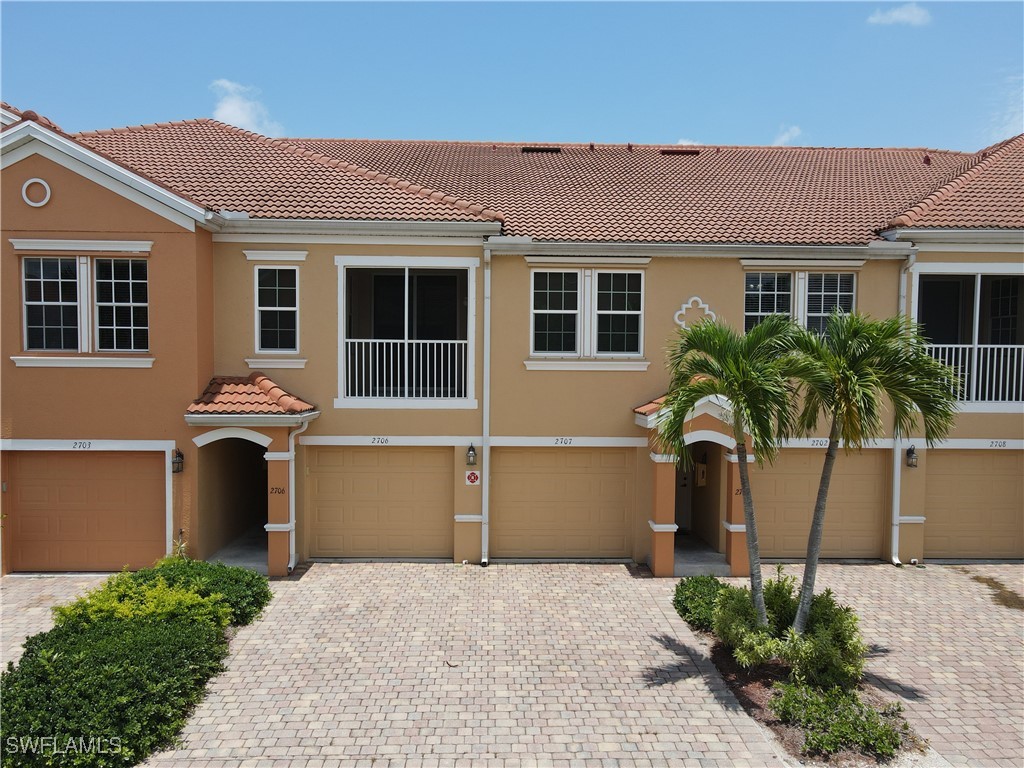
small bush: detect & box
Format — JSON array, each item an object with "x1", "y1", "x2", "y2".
[
  {"x1": 0, "y1": 616, "x2": 227, "y2": 767},
  {"x1": 53, "y1": 572, "x2": 231, "y2": 632},
  {"x1": 770, "y1": 682, "x2": 908, "y2": 758},
  {"x1": 712, "y1": 584, "x2": 760, "y2": 649},
  {"x1": 763, "y1": 567, "x2": 798, "y2": 636},
  {"x1": 672, "y1": 575, "x2": 726, "y2": 631},
  {"x1": 132, "y1": 557, "x2": 272, "y2": 626}
]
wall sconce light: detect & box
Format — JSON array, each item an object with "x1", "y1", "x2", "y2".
[
  {"x1": 466, "y1": 444, "x2": 477, "y2": 466},
  {"x1": 905, "y1": 446, "x2": 918, "y2": 468},
  {"x1": 172, "y1": 449, "x2": 184, "y2": 474}
]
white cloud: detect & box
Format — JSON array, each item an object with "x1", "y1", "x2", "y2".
[
  {"x1": 676, "y1": 137, "x2": 701, "y2": 146},
  {"x1": 209, "y1": 79, "x2": 283, "y2": 137},
  {"x1": 771, "y1": 125, "x2": 802, "y2": 146},
  {"x1": 989, "y1": 73, "x2": 1024, "y2": 143},
  {"x1": 867, "y1": 3, "x2": 931, "y2": 26}
]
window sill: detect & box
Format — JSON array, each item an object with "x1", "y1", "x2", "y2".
[
  {"x1": 523, "y1": 359, "x2": 650, "y2": 371},
  {"x1": 245, "y1": 357, "x2": 307, "y2": 370},
  {"x1": 11, "y1": 356, "x2": 155, "y2": 369},
  {"x1": 333, "y1": 397, "x2": 478, "y2": 410}
]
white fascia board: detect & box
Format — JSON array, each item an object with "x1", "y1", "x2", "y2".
[
  {"x1": 0, "y1": 438, "x2": 174, "y2": 452},
  {"x1": 216, "y1": 233, "x2": 487, "y2": 247},
  {"x1": 184, "y1": 411, "x2": 320, "y2": 427},
  {"x1": 334, "y1": 255, "x2": 479, "y2": 268},
  {"x1": 217, "y1": 218, "x2": 501, "y2": 237},
  {"x1": 10, "y1": 239, "x2": 153, "y2": 253},
  {"x1": 523, "y1": 256, "x2": 652, "y2": 265},
  {"x1": 882, "y1": 228, "x2": 1024, "y2": 245},
  {"x1": 0, "y1": 121, "x2": 208, "y2": 225},
  {"x1": 485, "y1": 239, "x2": 892, "y2": 260},
  {"x1": 0, "y1": 107, "x2": 20, "y2": 126},
  {"x1": 910, "y1": 262, "x2": 1024, "y2": 275}
]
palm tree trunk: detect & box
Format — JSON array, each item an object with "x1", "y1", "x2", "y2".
[
  {"x1": 793, "y1": 418, "x2": 841, "y2": 634},
  {"x1": 735, "y1": 439, "x2": 768, "y2": 627}
]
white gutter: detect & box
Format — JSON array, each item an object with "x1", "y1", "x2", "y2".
[
  {"x1": 890, "y1": 251, "x2": 916, "y2": 566},
  {"x1": 480, "y1": 244, "x2": 493, "y2": 566},
  {"x1": 286, "y1": 420, "x2": 311, "y2": 572},
  {"x1": 184, "y1": 411, "x2": 321, "y2": 427},
  {"x1": 485, "y1": 238, "x2": 915, "y2": 260},
  {"x1": 216, "y1": 218, "x2": 503, "y2": 237}
]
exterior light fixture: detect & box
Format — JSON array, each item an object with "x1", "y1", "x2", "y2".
[
  {"x1": 172, "y1": 449, "x2": 184, "y2": 474},
  {"x1": 466, "y1": 444, "x2": 477, "y2": 466},
  {"x1": 905, "y1": 446, "x2": 918, "y2": 468}
]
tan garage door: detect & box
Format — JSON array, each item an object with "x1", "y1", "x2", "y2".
[
  {"x1": 490, "y1": 448, "x2": 635, "y2": 558},
  {"x1": 749, "y1": 449, "x2": 887, "y2": 558},
  {"x1": 307, "y1": 447, "x2": 453, "y2": 558},
  {"x1": 6, "y1": 451, "x2": 165, "y2": 572},
  {"x1": 925, "y1": 450, "x2": 1024, "y2": 558}
]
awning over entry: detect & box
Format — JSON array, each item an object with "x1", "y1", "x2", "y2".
[{"x1": 185, "y1": 372, "x2": 318, "y2": 426}]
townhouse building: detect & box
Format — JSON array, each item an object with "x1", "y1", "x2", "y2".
[{"x1": 2, "y1": 102, "x2": 1021, "y2": 577}]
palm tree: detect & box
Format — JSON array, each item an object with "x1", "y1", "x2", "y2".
[
  {"x1": 659, "y1": 314, "x2": 804, "y2": 627},
  {"x1": 790, "y1": 312, "x2": 958, "y2": 633}
]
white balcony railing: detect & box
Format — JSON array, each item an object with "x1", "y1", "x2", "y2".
[
  {"x1": 927, "y1": 344, "x2": 1024, "y2": 402},
  {"x1": 344, "y1": 339, "x2": 469, "y2": 399}
]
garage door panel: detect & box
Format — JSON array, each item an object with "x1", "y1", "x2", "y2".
[
  {"x1": 750, "y1": 449, "x2": 886, "y2": 558},
  {"x1": 307, "y1": 447, "x2": 453, "y2": 558},
  {"x1": 491, "y1": 448, "x2": 634, "y2": 559},
  {"x1": 925, "y1": 450, "x2": 1023, "y2": 558},
  {"x1": 7, "y1": 452, "x2": 165, "y2": 572}
]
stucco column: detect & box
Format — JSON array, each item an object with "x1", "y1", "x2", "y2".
[
  {"x1": 452, "y1": 445, "x2": 482, "y2": 564},
  {"x1": 649, "y1": 455, "x2": 677, "y2": 577},
  {"x1": 897, "y1": 446, "x2": 927, "y2": 562},
  {"x1": 266, "y1": 458, "x2": 290, "y2": 577},
  {"x1": 724, "y1": 456, "x2": 751, "y2": 577}
]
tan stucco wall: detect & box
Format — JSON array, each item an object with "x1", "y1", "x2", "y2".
[{"x1": 0, "y1": 153, "x2": 215, "y2": 557}]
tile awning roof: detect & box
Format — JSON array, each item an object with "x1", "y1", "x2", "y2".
[
  {"x1": 287, "y1": 138, "x2": 979, "y2": 245},
  {"x1": 188, "y1": 373, "x2": 315, "y2": 416},
  {"x1": 74, "y1": 119, "x2": 501, "y2": 223},
  {"x1": 888, "y1": 134, "x2": 1024, "y2": 230},
  {"x1": 633, "y1": 396, "x2": 667, "y2": 417}
]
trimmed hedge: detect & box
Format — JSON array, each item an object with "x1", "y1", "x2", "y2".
[
  {"x1": 0, "y1": 616, "x2": 227, "y2": 767},
  {"x1": 132, "y1": 557, "x2": 272, "y2": 626}
]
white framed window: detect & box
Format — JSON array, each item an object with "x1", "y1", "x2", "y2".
[
  {"x1": 95, "y1": 259, "x2": 149, "y2": 351},
  {"x1": 255, "y1": 266, "x2": 299, "y2": 353},
  {"x1": 744, "y1": 271, "x2": 854, "y2": 333},
  {"x1": 531, "y1": 269, "x2": 644, "y2": 357},
  {"x1": 22, "y1": 256, "x2": 150, "y2": 353}
]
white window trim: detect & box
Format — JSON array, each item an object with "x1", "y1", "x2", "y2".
[
  {"x1": 94, "y1": 257, "x2": 150, "y2": 353},
  {"x1": 244, "y1": 250, "x2": 308, "y2": 262},
  {"x1": 9, "y1": 239, "x2": 154, "y2": 253},
  {"x1": 254, "y1": 265, "x2": 300, "y2": 355},
  {"x1": 529, "y1": 268, "x2": 645, "y2": 359},
  {"x1": 334, "y1": 255, "x2": 478, "y2": 409},
  {"x1": 245, "y1": 357, "x2": 307, "y2": 369},
  {"x1": 11, "y1": 356, "x2": 155, "y2": 368}
]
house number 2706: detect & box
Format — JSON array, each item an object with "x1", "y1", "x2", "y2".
[{"x1": 270, "y1": 487, "x2": 286, "y2": 494}]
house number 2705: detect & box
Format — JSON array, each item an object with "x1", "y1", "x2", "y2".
[{"x1": 270, "y1": 487, "x2": 286, "y2": 494}]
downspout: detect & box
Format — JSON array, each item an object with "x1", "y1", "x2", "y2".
[
  {"x1": 480, "y1": 244, "x2": 493, "y2": 566},
  {"x1": 890, "y1": 251, "x2": 917, "y2": 566},
  {"x1": 287, "y1": 419, "x2": 311, "y2": 572}
]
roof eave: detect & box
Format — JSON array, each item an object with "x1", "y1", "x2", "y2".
[
  {"x1": 184, "y1": 410, "x2": 321, "y2": 427},
  {"x1": 880, "y1": 228, "x2": 1024, "y2": 245},
  {"x1": 485, "y1": 237, "x2": 914, "y2": 259}
]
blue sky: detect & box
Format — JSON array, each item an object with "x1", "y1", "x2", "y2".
[{"x1": 2, "y1": 2, "x2": 1022, "y2": 151}]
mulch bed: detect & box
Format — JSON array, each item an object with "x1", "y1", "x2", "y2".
[{"x1": 708, "y1": 639, "x2": 926, "y2": 766}]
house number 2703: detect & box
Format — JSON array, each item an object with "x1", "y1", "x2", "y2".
[{"x1": 270, "y1": 487, "x2": 286, "y2": 494}]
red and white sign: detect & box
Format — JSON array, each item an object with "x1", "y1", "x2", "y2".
[{"x1": 465, "y1": 471, "x2": 480, "y2": 486}]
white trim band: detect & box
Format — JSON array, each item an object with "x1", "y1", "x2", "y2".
[
  {"x1": 9, "y1": 238, "x2": 154, "y2": 253},
  {"x1": 490, "y1": 436, "x2": 649, "y2": 448},
  {"x1": 185, "y1": 412, "x2": 320, "y2": 427},
  {"x1": 244, "y1": 250, "x2": 307, "y2": 261},
  {"x1": 649, "y1": 452, "x2": 677, "y2": 463},
  {"x1": 455, "y1": 515, "x2": 484, "y2": 523},
  {"x1": 722, "y1": 521, "x2": 747, "y2": 533},
  {"x1": 264, "y1": 523, "x2": 295, "y2": 532},
  {"x1": 898, "y1": 516, "x2": 927, "y2": 524},
  {"x1": 245, "y1": 358, "x2": 307, "y2": 369},
  {"x1": 300, "y1": 435, "x2": 481, "y2": 447},
  {"x1": 192, "y1": 428, "x2": 274, "y2": 448},
  {"x1": 524, "y1": 256, "x2": 652, "y2": 265},
  {"x1": 11, "y1": 356, "x2": 155, "y2": 368},
  {"x1": 725, "y1": 453, "x2": 757, "y2": 463},
  {"x1": 263, "y1": 451, "x2": 292, "y2": 461},
  {"x1": 523, "y1": 359, "x2": 650, "y2": 371},
  {"x1": 649, "y1": 521, "x2": 679, "y2": 533}
]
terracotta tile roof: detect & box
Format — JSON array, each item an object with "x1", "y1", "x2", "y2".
[
  {"x1": 75, "y1": 120, "x2": 501, "y2": 223},
  {"x1": 633, "y1": 396, "x2": 667, "y2": 416},
  {"x1": 287, "y1": 138, "x2": 974, "y2": 245},
  {"x1": 188, "y1": 373, "x2": 316, "y2": 415},
  {"x1": 888, "y1": 134, "x2": 1024, "y2": 230},
  {"x1": 1, "y1": 101, "x2": 63, "y2": 132}
]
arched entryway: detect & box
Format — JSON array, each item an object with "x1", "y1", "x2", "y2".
[{"x1": 674, "y1": 441, "x2": 730, "y2": 576}]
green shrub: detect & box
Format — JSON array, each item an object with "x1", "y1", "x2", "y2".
[
  {"x1": 132, "y1": 557, "x2": 272, "y2": 626},
  {"x1": 770, "y1": 682, "x2": 908, "y2": 758},
  {"x1": 0, "y1": 616, "x2": 227, "y2": 767},
  {"x1": 672, "y1": 575, "x2": 726, "y2": 631},
  {"x1": 53, "y1": 573, "x2": 230, "y2": 632},
  {"x1": 712, "y1": 575, "x2": 866, "y2": 690}
]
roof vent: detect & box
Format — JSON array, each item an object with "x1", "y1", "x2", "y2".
[
  {"x1": 923, "y1": 154, "x2": 931, "y2": 166},
  {"x1": 521, "y1": 146, "x2": 561, "y2": 154},
  {"x1": 660, "y1": 148, "x2": 701, "y2": 156}
]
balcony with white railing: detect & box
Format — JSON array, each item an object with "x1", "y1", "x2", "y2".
[
  {"x1": 927, "y1": 344, "x2": 1024, "y2": 403},
  {"x1": 344, "y1": 339, "x2": 469, "y2": 400}
]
